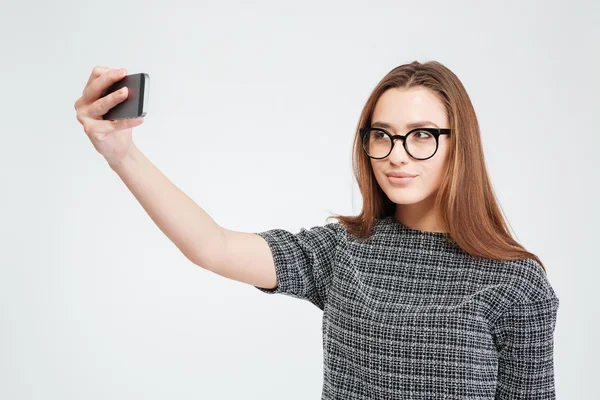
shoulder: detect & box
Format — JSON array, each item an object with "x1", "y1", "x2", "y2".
[
  {"x1": 493, "y1": 258, "x2": 559, "y2": 304},
  {"x1": 299, "y1": 220, "x2": 344, "y2": 239},
  {"x1": 258, "y1": 219, "x2": 343, "y2": 244}
]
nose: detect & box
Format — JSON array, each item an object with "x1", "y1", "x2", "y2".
[{"x1": 387, "y1": 138, "x2": 411, "y2": 164}]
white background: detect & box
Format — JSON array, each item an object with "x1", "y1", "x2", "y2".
[{"x1": 1, "y1": 0, "x2": 597, "y2": 398}]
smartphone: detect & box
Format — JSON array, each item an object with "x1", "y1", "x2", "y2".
[{"x1": 100, "y1": 72, "x2": 150, "y2": 120}]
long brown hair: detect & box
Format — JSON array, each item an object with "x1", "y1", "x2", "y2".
[{"x1": 327, "y1": 60, "x2": 546, "y2": 272}]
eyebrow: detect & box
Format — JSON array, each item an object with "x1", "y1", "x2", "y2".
[{"x1": 371, "y1": 120, "x2": 440, "y2": 131}]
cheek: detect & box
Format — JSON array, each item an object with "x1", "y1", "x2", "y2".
[
  {"x1": 421, "y1": 161, "x2": 444, "y2": 183},
  {"x1": 421, "y1": 147, "x2": 450, "y2": 184},
  {"x1": 372, "y1": 160, "x2": 391, "y2": 180},
  {"x1": 370, "y1": 159, "x2": 381, "y2": 175}
]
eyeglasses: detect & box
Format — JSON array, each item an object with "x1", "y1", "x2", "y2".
[{"x1": 359, "y1": 127, "x2": 451, "y2": 160}]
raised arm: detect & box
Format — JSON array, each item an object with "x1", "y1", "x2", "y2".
[{"x1": 74, "y1": 66, "x2": 277, "y2": 290}]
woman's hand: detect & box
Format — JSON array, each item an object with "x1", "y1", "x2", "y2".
[{"x1": 74, "y1": 66, "x2": 145, "y2": 167}]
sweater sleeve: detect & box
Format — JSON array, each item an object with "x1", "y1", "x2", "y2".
[
  {"x1": 252, "y1": 222, "x2": 341, "y2": 310},
  {"x1": 492, "y1": 296, "x2": 560, "y2": 399}
]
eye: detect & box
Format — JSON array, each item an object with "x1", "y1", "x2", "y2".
[
  {"x1": 372, "y1": 130, "x2": 386, "y2": 139},
  {"x1": 413, "y1": 130, "x2": 434, "y2": 140}
]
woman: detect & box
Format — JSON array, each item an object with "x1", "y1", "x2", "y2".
[{"x1": 74, "y1": 60, "x2": 559, "y2": 399}]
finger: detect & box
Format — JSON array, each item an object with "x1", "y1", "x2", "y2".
[
  {"x1": 75, "y1": 66, "x2": 114, "y2": 111},
  {"x1": 84, "y1": 116, "x2": 144, "y2": 136},
  {"x1": 85, "y1": 66, "x2": 112, "y2": 88},
  {"x1": 82, "y1": 67, "x2": 127, "y2": 105},
  {"x1": 87, "y1": 85, "x2": 129, "y2": 118}
]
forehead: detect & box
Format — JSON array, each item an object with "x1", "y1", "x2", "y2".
[{"x1": 372, "y1": 87, "x2": 448, "y2": 129}]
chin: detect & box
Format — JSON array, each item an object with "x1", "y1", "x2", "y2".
[
  {"x1": 379, "y1": 177, "x2": 431, "y2": 205},
  {"x1": 384, "y1": 190, "x2": 428, "y2": 205}
]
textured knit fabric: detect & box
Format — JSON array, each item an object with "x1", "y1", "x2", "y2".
[{"x1": 253, "y1": 215, "x2": 559, "y2": 400}]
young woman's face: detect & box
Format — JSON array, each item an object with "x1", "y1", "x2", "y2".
[{"x1": 369, "y1": 86, "x2": 451, "y2": 206}]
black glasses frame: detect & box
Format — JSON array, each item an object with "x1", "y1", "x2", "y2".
[{"x1": 359, "y1": 127, "x2": 451, "y2": 160}]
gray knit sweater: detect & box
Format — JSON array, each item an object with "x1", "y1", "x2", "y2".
[{"x1": 254, "y1": 215, "x2": 559, "y2": 399}]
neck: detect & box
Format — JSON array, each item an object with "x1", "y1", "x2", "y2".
[{"x1": 394, "y1": 195, "x2": 447, "y2": 233}]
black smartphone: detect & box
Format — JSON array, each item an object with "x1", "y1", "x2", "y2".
[{"x1": 100, "y1": 72, "x2": 150, "y2": 120}]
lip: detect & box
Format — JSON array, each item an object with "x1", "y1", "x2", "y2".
[
  {"x1": 387, "y1": 175, "x2": 417, "y2": 185},
  {"x1": 386, "y1": 171, "x2": 417, "y2": 178}
]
